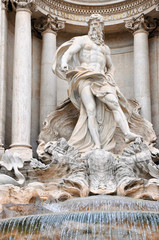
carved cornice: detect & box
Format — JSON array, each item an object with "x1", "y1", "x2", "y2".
[
  {"x1": 125, "y1": 14, "x2": 157, "y2": 34},
  {"x1": 32, "y1": 15, "x2": 65, "y2": 36},
  {"x1": 34, "y1": 0, "x2": 158, "y2": 23},
  {"x1": 11, "y1": 0, "x2": 37, "y2": 11}
]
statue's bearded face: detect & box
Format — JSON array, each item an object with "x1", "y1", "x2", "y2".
[
  {"x1": 89, "y1": 20, "x2": 101, "y2": 34},
  {"x1": 88, "y1": 19, "x2": 104, "y2": 45}
]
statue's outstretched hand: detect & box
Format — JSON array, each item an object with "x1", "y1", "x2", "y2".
[{"x1": 61, "y1": 63, "x2": 68, "y2": 72}]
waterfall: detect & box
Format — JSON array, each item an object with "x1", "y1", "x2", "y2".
[{"x1": 0, "y1": 196, "x2": 159, "y2": 240}]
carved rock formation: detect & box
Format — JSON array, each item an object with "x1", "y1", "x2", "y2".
[
  {"x1": 85, "y1": 138, "x2": 159, "y2": 200},
  {"x1": 35, "y1": 138, "x2": 159, "y2": 201}
]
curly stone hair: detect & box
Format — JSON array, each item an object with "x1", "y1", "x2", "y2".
[{"x1": 87, "y1": 14, "x2": 104, "y2": 29}]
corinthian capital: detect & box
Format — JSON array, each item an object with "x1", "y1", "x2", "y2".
[
  {"x1": 33, "y1": 14, "x2": 65, "y2": 34},
  {"x1": 125, "y1": 14, "x2": 157, "y2": 34},
  {"x1": 11, "y1": 0, "x2": 36, "y2": 11},
  {"x1": 2, "y1": 0, "x2": 9, "y2": 10}
]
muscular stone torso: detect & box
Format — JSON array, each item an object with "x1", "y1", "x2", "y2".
[{"x1": 79, "y1": 37, "x2": 107, "y2": 74}]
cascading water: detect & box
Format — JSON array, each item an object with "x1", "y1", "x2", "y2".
[{"x1": 0, "y1": 196, "x2": 159, "y2": 240}]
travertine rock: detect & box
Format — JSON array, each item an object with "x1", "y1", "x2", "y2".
[
  {"x1": 31, "y1": 138, "x2": 89, "y2": 199},
  {"x1": 116, "y1": 138, "x2": 159, "y2": 200},
  {"x1": 0, "y1": 138, "x2": 159, "y2": 210},
  {"x1": 36, "y1": 137, "x2": 159, "y2": 201}
]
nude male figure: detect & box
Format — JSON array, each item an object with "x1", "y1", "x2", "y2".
[{"x1": 60, "y1": 14, "x2": 138, "y2": 149}]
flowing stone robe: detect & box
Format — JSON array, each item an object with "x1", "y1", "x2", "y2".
[{"x1": 53, "y1": 36, "x2": 131, "y2": 153}]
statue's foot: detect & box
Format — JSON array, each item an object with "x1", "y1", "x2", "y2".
[
  {"x1": 125, "y1": 132, "x2": 141, "y2": 143},
  {"x1": 92, "y1": 144, "x2": 101, "y2": 150}
]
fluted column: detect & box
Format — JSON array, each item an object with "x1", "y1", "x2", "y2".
[
  {"x1": 125, "y1": 14, "x2": 156, "y2": 121},
  {"x1": 0, "y1": 0, "x2": 8, "y2": 157},
  {"x1": 10, "y1": 0, "x2": 35, "y2": 160},
  {"x1": 33, "y1": 15, "x2": 65, "y2": 129}
]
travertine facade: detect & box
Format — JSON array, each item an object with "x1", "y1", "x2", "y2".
[{"x1": 0, "y1": 0, "x2": 159, "y2": 158}]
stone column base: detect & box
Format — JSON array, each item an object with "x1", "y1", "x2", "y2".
[{"x1": 9, "y1": 145, "x2": 32, "y2": 162}]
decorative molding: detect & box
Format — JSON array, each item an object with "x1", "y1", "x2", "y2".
[
  {"x1": 125, "y1": 13, "x2": 157, "y2": 34},
  {"x1": 62, "y1": 0, "x2": 127, "y2": 6},
  {"x1": 34, "y1": 0, "x2": 158, "y2": 23},
  {"x1": 32, "y1": 15, "x2": 65, "y2": 36}
]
